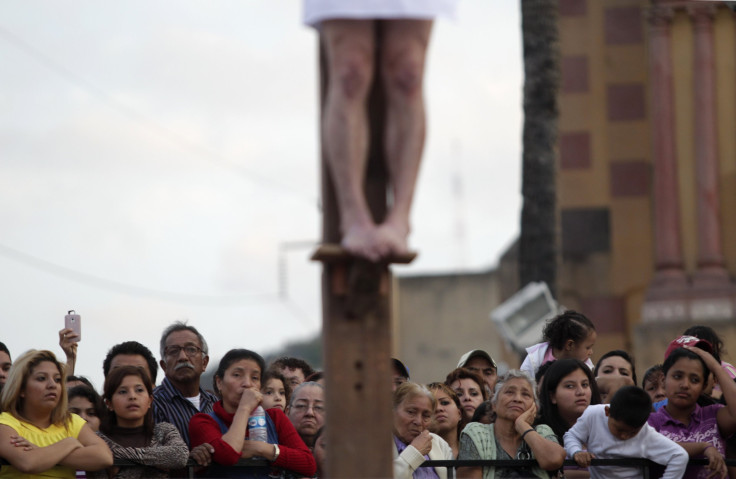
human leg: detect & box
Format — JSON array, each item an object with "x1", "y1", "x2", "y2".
[
  {"x1": 321, "y1": 20, "x2": 388, "y2": 261},
  {"x1": 377, "y1": 19, "x2": 434, "y2": 255}
]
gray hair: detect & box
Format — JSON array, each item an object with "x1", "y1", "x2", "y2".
[
  {"x1": 288, "y1": 381, "x2": 324, "y2": 407},
  {"x1": 159, "y1": 321, "x2": 209, "y2": 358},
  {"x1": 491, "y1": 369, "x2": 539, "y2": 409},
  {"x1": 393, "y1": 381, "x2": 436, "y2": 412}
]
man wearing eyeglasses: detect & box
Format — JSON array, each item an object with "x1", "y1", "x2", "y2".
[
  {"x1": 286, "y1": 381, "x2": 325, "y2": 449},
  {"x1": 153, "y1": 321, "x2": 218, "y2": 460}
]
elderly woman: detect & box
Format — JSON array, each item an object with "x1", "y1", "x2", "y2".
[
  {"x1": 189, "y1": 348, "x2": 316, "y2": 478},
  {"x1": 457, "y1": 370, "x2": 566, "y2": 479},
  {"x1": 393, "y1": 382, "x2": 453, "y2": 479},
  {"x1": 0, "y1": 350, "x2": 112, "y2": 478}
]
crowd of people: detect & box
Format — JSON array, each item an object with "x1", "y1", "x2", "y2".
[
  {"x1": 389, "y1": 311, "x2": 736, "y2": 479},
  {"x1": 0, "y1": 312, "x2": 735, "y2": 479},
  {"x1": 0, "y1": 322, "x2": 323, "y2": 479}
]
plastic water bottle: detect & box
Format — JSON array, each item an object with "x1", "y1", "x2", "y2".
[{"x1": 248, "y1": 406, "x2": 268, "y2": 442}]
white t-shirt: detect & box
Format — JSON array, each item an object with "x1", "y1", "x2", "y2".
[
  {"x1": 186, "y1": 395, "x2": 201, "y2": 410},
  {"x1": 303, "y1": 0, "x2": 458, "y2": 26},
  {"x1": 564, "y1": 404, "x2": 688, "y2": 479}
]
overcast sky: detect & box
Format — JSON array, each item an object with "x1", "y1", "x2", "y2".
[{"x1": 0, "y1": 1, "x2": 522, "y2": 389}]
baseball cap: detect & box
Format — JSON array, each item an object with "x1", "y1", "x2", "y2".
[
  {"x1": 664, "y1": 335, "x2": 714, "y2": 360},
  {"x1": 392, "y1": 358, "x2": 410, "y2": 379},
  {"x1": 457, "y1": 349, "x2": 497, "y2": 370}
]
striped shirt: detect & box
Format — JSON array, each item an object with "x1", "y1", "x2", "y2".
[{"x1": 153, "y1": 376, "x2": 218, "y2": 447}]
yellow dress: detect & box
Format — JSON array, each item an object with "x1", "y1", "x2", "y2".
[{"x1": 0, "y1": 412, "x2": 85, "y2": 479}]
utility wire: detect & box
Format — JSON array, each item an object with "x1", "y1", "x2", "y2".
[
  {"x1": 0, "y1": 242, "x2": 279, "y2": 307},
  {"x1": 0, "y1": 25, "x2": 318, "y2": 205}
]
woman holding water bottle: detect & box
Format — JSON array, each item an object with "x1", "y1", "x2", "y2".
[{"x1": 189, "y1": 349, "x2": 316, "y2": 478}]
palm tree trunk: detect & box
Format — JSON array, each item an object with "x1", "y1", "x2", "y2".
[{"x1": 519, "y1": 0, "x2": 560, "y2": 297}]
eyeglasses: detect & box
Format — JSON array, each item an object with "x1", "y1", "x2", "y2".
[
  {"x1": 291, "y1": 403, "x2": 325, "y2": 415},
  {"x1": 165, "y1": 345, "x2": 203, "y2": 358}
]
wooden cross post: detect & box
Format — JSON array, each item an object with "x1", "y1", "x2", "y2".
[{"x1": 312, "y1": 23, "x2": 416, "y2": 478}]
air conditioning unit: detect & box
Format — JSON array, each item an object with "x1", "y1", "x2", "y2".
[{"x1": 490, "y1": 282, "x2": 560, "y2": 355}]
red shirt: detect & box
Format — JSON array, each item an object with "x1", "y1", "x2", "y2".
[{"x1": 189, "y1": 401, "x2": 316, "y2": 477}]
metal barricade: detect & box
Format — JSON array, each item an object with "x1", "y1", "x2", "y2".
[{"x1": 421, "y1": 458, "x2": 735, "y2": 479}]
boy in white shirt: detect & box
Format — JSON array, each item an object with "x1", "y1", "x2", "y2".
[{"x1": 564, "y1": 386, "x2": 688, "y2": 479}]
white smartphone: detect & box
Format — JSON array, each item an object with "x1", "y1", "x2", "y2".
[{"x1": 64, "y1": 310, "x2": 81, "y2": 342}]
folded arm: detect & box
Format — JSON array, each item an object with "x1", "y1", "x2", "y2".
[
  {"x1": 101, "y1": 424, "x2": 189, "y2": 470},
  {"x1": 58, "y1": 424, "x2": 113, "y2": 471},
  {"x1": 0, "y1": 424, "x2": 82, "y2": 474}
]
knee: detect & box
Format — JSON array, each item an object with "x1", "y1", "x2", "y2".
[
  {"x1": 330, "y1": 51, "x2": 373, "y2": 102},
  {"x1": 383, "y1": 54, "x2": 424, "y2": 99}
]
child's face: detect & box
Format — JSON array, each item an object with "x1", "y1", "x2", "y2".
[
  {"x1": 607, "y1": 416, "x2": 642, "y2": 440},
  {"x1": 643, "y1": 372, "x2": 666, "y2": 404},
  {"x1": 664, "y1": 358, "x2": 704, "y2": 409},
  {"x1": 261, "y1": 378, "x2": 287, "y2": 411},
  {"x1": 568, "y1": 330, "x2": 597, "y2": 363}
]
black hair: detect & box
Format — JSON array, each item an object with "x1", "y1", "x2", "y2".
[
  {"x1": 542, "y1": 310, "x2": 596, "y2": 351},
  {"x1": 642, "y1": 364, "x2": 663, "y2": 388},
  {"x1": 535, "y1": 360, "x2": 555, "y2": 385},
  {"x1": 214, "y1": 349, "x2": 266, "y2": 395},
  {"x1": 69, "y1": 384, "x2": 101, "y2": 405},
  {"x1": 392, "y1": 358, "x2": 410, "y2": 379},
  {"x1": 609, "y1": 386, "x2": 651, "y2": 428},
  {"x1": 262, "y1": 368, "x2": 292, "y2": 405},
  {"x1": 683, "y1": 325, "x2": 725, "y2": 360},
  {"x1": 663, "y1": 348, "x2": 710, "y2": 385},
  {"x1": 594, "y1": 350, "x2": 638, "y2": 385},
  {"x1": 102, "y1": 341, "x2": 158, "y2": 384},
  {"x1": 66, "y1": 375, "x2": 94, "y2": 389},
  {"x1": 0, "y1": 341, "x2": 10, "y2": 359},
  {"x1": 68, "y1": 384, "x2": 105, "y2": 423},
  {"x1": 470, "y1": 400, "x2": 496, "y2": 424},
  {"x1": 269, "y1": 356, "x2": 315, "y2": 379},
  {"x1": 538, "y1": 359, "x2": 602, "y2": 443}
]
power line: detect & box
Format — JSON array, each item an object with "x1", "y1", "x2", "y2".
[
  {"x1": 0, "y1": 242, "x2": 279, "y2": 307},
  {"x1": 0, "y1": 25, "x2": 318, "y2": 205}
]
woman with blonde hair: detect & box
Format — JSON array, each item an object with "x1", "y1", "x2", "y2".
[
  {"x1": 0, "y1": 349, "x2": 112, "y2": 478},
  {"x1": 393, "y1": 382, "x2": 453, "y2": 479},
  {"x1": 427, "y1": 382, "x2": 464, "y2": 458}
]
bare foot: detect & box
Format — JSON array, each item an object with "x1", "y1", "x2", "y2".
[
  {"x1": 375, "y1": 220, "x2": 410, "y2": 257},
  {"x1": 341, "y1": 222, "x2": 388, "y2": 262}
]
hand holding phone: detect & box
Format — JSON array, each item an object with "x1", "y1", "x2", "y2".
[{"x1": 64, "y1": 310, "x2": 81, "y2": 343}]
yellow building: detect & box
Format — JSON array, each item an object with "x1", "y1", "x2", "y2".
[
  {"x1": 395, "y1": 0, "x2": 736, "y2": 380},
  {"x1": 556, "y1": 0, "x2": 736, "y2": 368}
]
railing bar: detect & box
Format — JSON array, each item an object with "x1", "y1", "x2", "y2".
[{"x1": 421, "y1": 457, "x2": 735, "y2": 468}]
